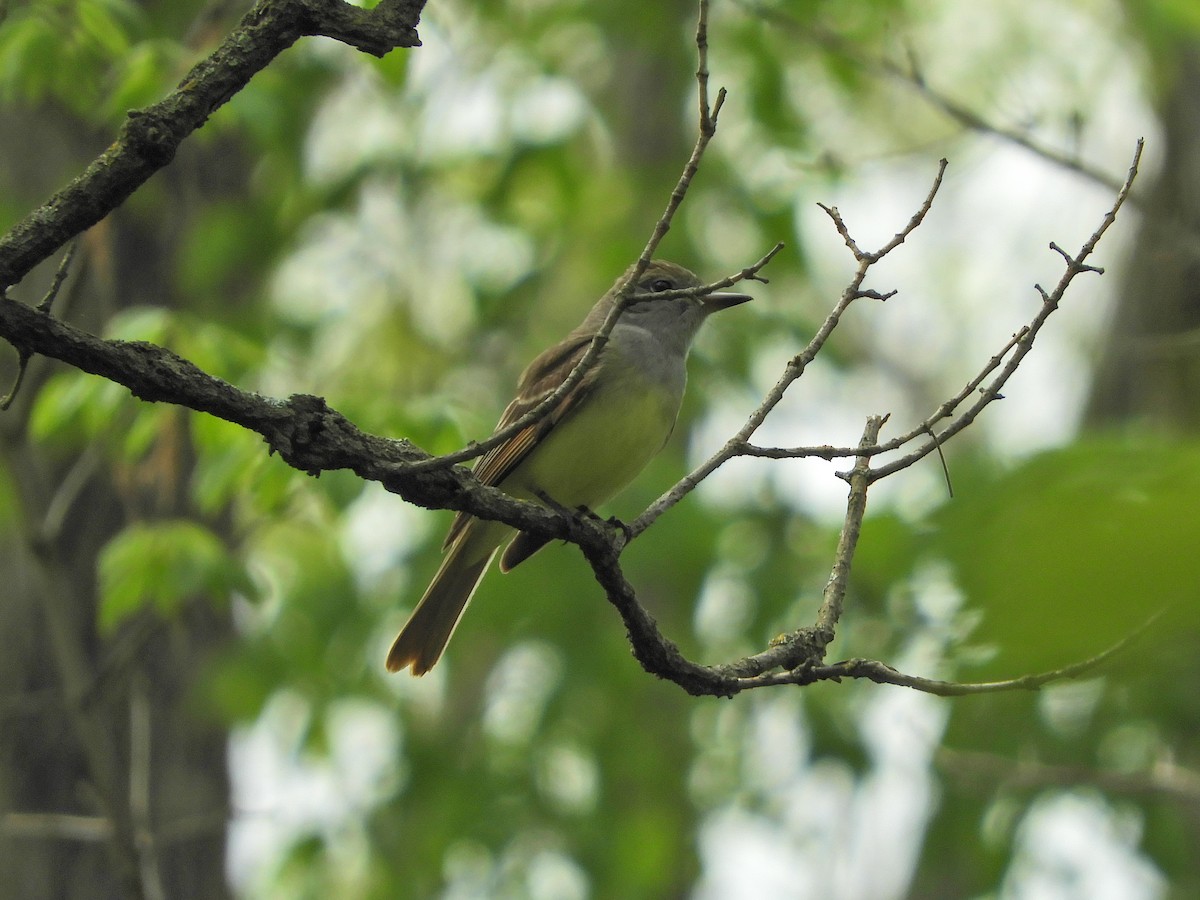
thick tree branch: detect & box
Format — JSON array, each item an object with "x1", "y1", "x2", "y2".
[
  {"x1": 0, "y1": 0, "x2": 423, "y2": 292},
  {"x1": 0, "y1": 292, "x2": 613, "y2": 561}
]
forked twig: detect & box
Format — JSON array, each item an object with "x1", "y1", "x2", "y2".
[
  {"x1": 629, "y1": 158, "x2": 949, "y2": 537},
  {"x1": 1, "y1": 240, "x2": 79, "y2": 411}
]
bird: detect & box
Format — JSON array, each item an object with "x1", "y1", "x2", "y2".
[{"x1": 386, "y1": 260, "x2": 753, "y2": 674}]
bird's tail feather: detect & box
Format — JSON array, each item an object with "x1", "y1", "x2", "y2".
[{"x1": 386, "y1": 522, "x2": 503, "y2": 675}]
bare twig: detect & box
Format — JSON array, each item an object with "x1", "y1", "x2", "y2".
[
  {"x1": 629, "y1": 158, "x2": 949, "y2": 538},
  {"x1": 736, "y1": 138, "x2": 1142, "y2": 481},
  {"x1": 727, "y1": 606, "x2": 1156, "y2": 693},
  {"x1": 1, "y1": 240, "x2": 78, "y2": 410},
  {"x1": 900, "y1": 54, "x2": 1127, "y2": 196},
  {"x1": 1, "y1": 326, "x2": 29, "y2": 411},
  {"x1": 728, "y1": 415, "x2": 888, "y2": 674},
  {"x1": 695, "y1": 0, "x2": 715, "y2": 128},
  {"x1": 819, "y1": 416, "x2": 885, "y2": 630},
  {"x1": 739, "y1": 3, "x2": 1133, "y2": 199},
  {"x1": 869, "y1": 138, "x2": 1142, "y2": 481},
  {"x1": 925, "y1": 424, "x2": 953, "y2": 497},
  {"x1": 820, "y1": 158, "x2": 947, "y2": 265},
  {"x1": 741, "y1": 326, "x2": 1029, "y2": 460},
  {"x1": 36, "y1": 239, "x2": 80, "y2": 314}
]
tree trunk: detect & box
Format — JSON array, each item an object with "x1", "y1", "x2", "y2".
[
  {"x1": 0, "y1": 107, "x2": 234, "y2": 900},
  {"x1": 1086, "y1": 48, "x2": 1200, "y2": 430}
]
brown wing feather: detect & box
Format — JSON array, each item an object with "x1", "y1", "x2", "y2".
[{"x1": 442, "y1": 333, "x2": 599, "y2": 549}]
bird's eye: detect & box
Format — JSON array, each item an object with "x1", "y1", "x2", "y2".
[{"x1": 650, "y1": 278, "x2": 673, "y2": 292}]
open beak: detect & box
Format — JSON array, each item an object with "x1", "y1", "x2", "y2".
[{"x1": 702, "y1": 290, "x2": 753, "y2": 313}]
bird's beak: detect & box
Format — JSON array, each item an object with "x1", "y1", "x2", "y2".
[{"x1": 702, "y1": 290, "x2": 753, "y2": 313}]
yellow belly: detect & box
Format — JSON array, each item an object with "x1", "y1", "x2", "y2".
[{"x1": 502, "y1": 367, "x2": 679, "y2": 510}]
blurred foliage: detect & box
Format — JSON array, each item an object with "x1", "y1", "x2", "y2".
[
  {"x1": 97, "y1": 518, "x2": 246, "y2": 631},
  {"x1": 5, "y1": 0, "x2": 1200, "y2": 897},
  {"x1": 933, "y1": 439, "x2": 1200, "y2": 673}
]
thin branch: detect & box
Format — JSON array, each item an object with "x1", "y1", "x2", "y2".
[
  {"x1": 2, "y1": 807, "x2": 232, "y2": 844},
  {"x1": 740, "y1": 2, "x2": 1134, "y2": 200},
  {"x1": 741, "y1": 326, "x2": 1029, "y2": 460},
  {"x1": 633, "y1": 0, "x2": 725, "y2": 272},
  {"x1": 2, "y1": 339, "x2": 30, "y2": 411},
  {"x1": 720, "y1": 415, "x2": 887, "y2": 677},
  {"x1": 737, "y1": 139, "x2": 1142, "y2": 479},
  {"x1": 36, "y1": 239, "x2": 80, "y2": 314},
  {"x1": 819, "y1": 158, "x2": 947, "y2": 266},
  {"x1": 819, "y1": 416, "x2": 884, "y2": 631},
  {"x1": 938, "y1": 746, "x2": 1200, "y2": 806},
  {"x1": 868, "y1": 137, "x2": 1142, "y2": 481},
  {"x1": 729, "y1": 606, "x2": 1156, "y2": 694},
  {"x1": 925, "y1": 424, "x2": 953, "y2": 497},
  {"x1": 2, "y1": 812, "x2": 113, "y2": 842},
  {"x1": 695, "y1": 0, "x2": 714, "y2": 127},
  {"x1": 629, "y1": 158, "x2": 948, "y2": 538},
  {"x1": 899, "y1": 53, "x2": 1127, "y2": 196},
  {"x1": 130, "y1": 677, "x2": 167, "y2": 900},
  {"x1": 1, "y1": 240, "x2": 78, "y2": 409}
]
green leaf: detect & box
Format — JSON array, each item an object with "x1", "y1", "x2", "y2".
[
  {"x1": 97, "y1": 520, "x2": 243, "y2": 633},
  {"x1": 931, "y1": 438, "x2": 1200, "y2": 673},
  {"x1": 0, "y1": 11, "x2": 59, "y2": 104},
  {"x1": 76, "y1": 0, "x2": 134, "y2": 58},
  {"x1": 29, "y1": 371, "x2": 127, "y2": 445},
  {"x1": 105, "y1": 39, "x2": 180, "y2": 117},
  {"x1": 105, "y1": 306, "x2": 172, "y2": 343}
]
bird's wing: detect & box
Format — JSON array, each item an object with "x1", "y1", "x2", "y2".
[{"x1": 443, "y1": 333, "x2": 600, "y2": 549}]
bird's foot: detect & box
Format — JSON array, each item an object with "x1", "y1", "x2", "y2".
[{"x1": 604, "y1": 514, "x2": 634, "y2": 545}]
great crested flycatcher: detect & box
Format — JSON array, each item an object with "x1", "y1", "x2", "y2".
[{"x1": 386, "y1": 260, "x2": 753, "y2": 675}]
